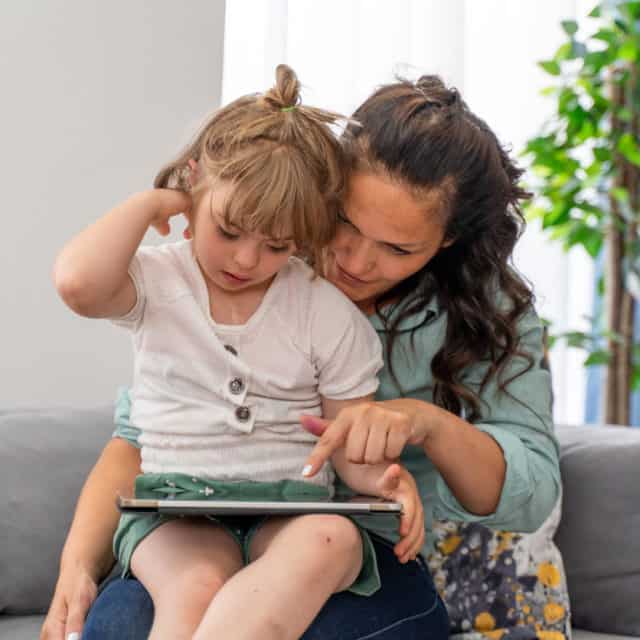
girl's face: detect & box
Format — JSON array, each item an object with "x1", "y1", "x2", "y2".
[
  {"x1": 325, "y1": 172, "x2": 451, "y2": 313},
  {"x1": 190, "y1": 182, "x2": 296, "y2": 297}
]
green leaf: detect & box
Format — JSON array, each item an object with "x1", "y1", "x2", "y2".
[
  {"x1": 524, "y1": 205, "x2": 549, "y2": 222},
  {"x1": 591, "y1": 28, "x2": 618, "y2": 45},
  {"x1": 561, "y1": 20, "x2": 579, "y2": 36},
  {"x1": 566, "y1": 222, "x2": 604, "y2": 257},
  {"x1": 540, "y1": 85, "x2": 557, "y2": 97},
  {"x1": 594, "y1": 146, "x2": 612, "y2": 162},
  {"x1": 618, "y1": 38, "x2": 639, "y2": 60},
  {"x1": 584, "y1": 50, "x2": 614, "y2": 72},
  {"x1": 562, "y1": 330, "x2": 593, "y2": 348},
  {"x1": 588, "y1": 5, "x2": 602, "y2": 18},
  {"x1": 542, "y1": 202, "x2": 572, "y2": 228},
  {"x1": 584, "y1": 350, "x2": 611, "y2": 366},
  {"x1": 555, "y1": 42, "x2": 573, "y2": 61},
  {"x1": 618, "y1": 107, "x2": 633, "y2": 122},
  {"x1": 618, "y1": 132, "x2": 640, "y2": 166},
  {"x1": 612, "y1": 186, "x2": 630, "y2": 203},
  {"x1": 539, "y1": 60, "x2": 562, "y2": 76}
]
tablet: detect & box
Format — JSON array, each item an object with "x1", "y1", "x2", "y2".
[{"x1": 117, "y1": 494, "x2": 402, "y2": 517}]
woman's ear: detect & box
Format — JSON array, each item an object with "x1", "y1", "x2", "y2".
[{"x1": 441, "y1": 237, "x2": 455, "y2": 249}]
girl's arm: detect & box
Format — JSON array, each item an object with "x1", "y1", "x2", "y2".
[
  {"x1": 40, "y1": 437, "x2": 142, "y2": 640},
  {"x1": 53, "y1": 189, "x2": 190, "y2": 318}
]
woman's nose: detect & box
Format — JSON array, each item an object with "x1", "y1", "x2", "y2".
[{"x1": 340, "y1": 235, "x2": 376, "y2": 275}]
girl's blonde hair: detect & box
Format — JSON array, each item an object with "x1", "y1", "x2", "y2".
[{"x1": 154, "y1": 65, "x2": 347, "y2": 267}]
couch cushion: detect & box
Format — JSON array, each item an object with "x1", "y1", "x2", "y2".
[
  {"x1": 572, "y1": 630, "x2": 640, "y2": 640},
  {"x1": 0, "y1": 614, "x2": 45, "y2": 640},
  {"x1": 555, "y1": 425, "x2": 640, "y2": 637},
  {"x1": 0, "y1": 406, "x2": 114, "y2": 615}
]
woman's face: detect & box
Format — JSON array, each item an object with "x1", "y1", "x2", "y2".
[{"x1": 325, "y1": 172, "x2": 450, "y2": 313}]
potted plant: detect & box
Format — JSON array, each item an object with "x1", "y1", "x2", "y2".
[{"x1": 523, "y1": 0, "x2": 640, "y2": 424}]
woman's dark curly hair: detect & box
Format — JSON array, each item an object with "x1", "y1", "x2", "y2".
[{"x1": 343, "y1": 76, "x2": 535, "y2": 421}]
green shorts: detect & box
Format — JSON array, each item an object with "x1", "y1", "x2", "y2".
[{"x1": 114, "y1": 474, "x2": 381, "y2": 597}]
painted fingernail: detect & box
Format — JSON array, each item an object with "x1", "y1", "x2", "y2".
[
  {"x1": 67, "y1": 633, "x2": 80, "y2": 640},
  {"x1": 301, "y1": 465, "x2": 312, "y2": 477}
]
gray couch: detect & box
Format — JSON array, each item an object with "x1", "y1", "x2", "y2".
[{"x1": 1, "y1": 406, "x2": 639, "y2": 640}]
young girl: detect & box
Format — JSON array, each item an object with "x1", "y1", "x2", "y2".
[{"x1": 53, "y1": 65, "x2": 424, "y2": 640}]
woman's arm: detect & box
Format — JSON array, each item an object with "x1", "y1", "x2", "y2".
[
  {"x1": 303, "y1": 400, "x2": 503, "y2": 515},
  {"x1": 396, "y1": 399, "x2": 506, "y2": 516},
  {"x1": 53, "y1": 189, "x2": 191, "y2": 318},
  {"x1": 302, "y1": 313, "x2": 560, "y2": 531},
  {"x1": 40, "y1": 438, "x2": 141, "y2": 640}
]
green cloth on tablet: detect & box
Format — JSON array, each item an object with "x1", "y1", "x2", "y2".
[{"x1": 134, "y1": 473, "x2": 332, "y2": 501}]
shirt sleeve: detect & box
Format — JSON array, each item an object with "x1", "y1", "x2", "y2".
[
  {"x1": 432, "y1": 307, "x2": 561, "y2": 533},
  {"x1": 310, "y1": 281, "x2": 383, "y2": 400},
  {"x1": 112, "y1": 386, "x2": 141, "y2": 448},
  {"x1": 107, "y1": 250, "x2": 149, "y2": 331}
]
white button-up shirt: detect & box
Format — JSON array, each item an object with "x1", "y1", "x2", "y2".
[{"x1": 112, "y1": 241, "x2": 382, "y2": 490}]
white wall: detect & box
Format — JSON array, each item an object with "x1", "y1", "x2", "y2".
[{"x1": 1, "y1": 1, "x2": 226, "y2": 408}]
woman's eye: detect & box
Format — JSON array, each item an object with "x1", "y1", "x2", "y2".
[
  {"x1": 217, "y1": 225, "x2": 239, "y2": 240},
  {"x1": 388, "y1": 245, "x2": 411, "y2": 256}
]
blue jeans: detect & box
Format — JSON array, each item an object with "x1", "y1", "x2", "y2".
[{"x1": 83, "y1": 534, "x2": 449, "y2": 639}]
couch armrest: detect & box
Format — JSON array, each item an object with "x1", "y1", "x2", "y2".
[
  {"x1": 555, "y1": 425, "x2": 640, "y2": 637},
  {"x1": 0, "y1": 406, "x2": 114, "y2": 615}
]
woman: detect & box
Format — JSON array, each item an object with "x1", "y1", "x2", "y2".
[{"x1": 41, "y1": 76, "x2": 559, "y2": 640}]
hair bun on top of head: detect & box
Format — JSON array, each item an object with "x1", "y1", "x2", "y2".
[
  {"x1": 262, "y1": 64, "x2": 301, "y2": 111},
  {"x1": 416, "y1": 75, "x2": 461, "y2": 109}
]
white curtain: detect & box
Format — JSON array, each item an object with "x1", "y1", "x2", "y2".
[{"x1": 222, "y1": 0, "x2": 596, "y2": 426}]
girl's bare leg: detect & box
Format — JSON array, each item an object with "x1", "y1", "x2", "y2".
[
  {"x1": 130, "y1": 517, "x2": 243, "y2": 640},
  {"x1": 193, "y1": 514, "x2": 363, "y2": 640}
]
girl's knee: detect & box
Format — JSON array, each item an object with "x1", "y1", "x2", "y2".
[
  {"x1": 299, "y1": 516, "x2": 363, "y2": 591},
  {"x1": 302, "y1": 515, "x2": 362, "y2": 559},
  {"x1": 154, "y1": 563, "x2": 229, "y2": 610}
]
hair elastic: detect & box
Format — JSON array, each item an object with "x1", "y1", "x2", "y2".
[{"x1": 281, "y1": 106, "x2": 296, "y2": 112}]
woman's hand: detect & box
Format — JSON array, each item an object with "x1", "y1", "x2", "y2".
[
  {"x1": 40, "y1": 564, "x2": 98, "y2": 640},
  {"x1": 377, "y1": 463, "x2": 425, "y2": 563},
  {"x1": 301, "y1": 399, "x2": 434, "y2": 478}
]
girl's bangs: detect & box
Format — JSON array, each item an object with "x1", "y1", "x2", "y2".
[{"x1": 218, "y1": 145, "x2": 332, "y2": 249}]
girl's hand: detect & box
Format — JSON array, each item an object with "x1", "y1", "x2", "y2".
[
  {"x1": 145, "y1": 188, "x2": 193, "y2": 237},
  {"x1": 377, "y1": 463, "x2": 425, "y2": 563},
  {"x1": 40, "y1": 565, "x2": 98, "y2": 640},
  {"x1": 301, "y1": 400, "x2": 433, "y2": 478}
]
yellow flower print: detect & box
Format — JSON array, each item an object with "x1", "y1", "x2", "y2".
[
  {"x1": 537, "y1": 631, "x2": 566, "y2": 640},
  {"x1": 439, "y1": 534, "x2": 463, "y2": 555},
  {"x1": 493, "y1": 531, "x2": 515, "y2": 559},
  {"x1": 537, "y1": 562, "x2": 561, "y2": 587},
  {"x1": 544, "y1": 602, "x2": 566, "y2": 624},
  {"x1": 474, "y1": 612, "x2": 496, "y2": 631}
]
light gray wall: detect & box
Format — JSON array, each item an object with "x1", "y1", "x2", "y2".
[{"x1": 1, "y1": 1, "x2": 226, "y2": 408}]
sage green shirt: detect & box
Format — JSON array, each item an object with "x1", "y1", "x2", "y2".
[{"x1": 113, "y1": 299, "x2": 560, "y2": 557}]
